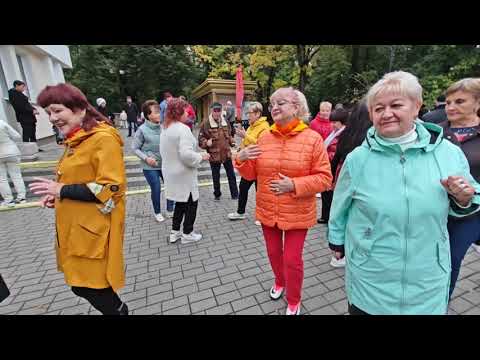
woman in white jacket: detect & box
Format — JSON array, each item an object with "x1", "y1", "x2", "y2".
[
  {"x1": 0, "y1": 120, "x2": 26, "y2": 207},
  {"x1": 160, "y1": 98, "x2": 210, "y2": 244}
]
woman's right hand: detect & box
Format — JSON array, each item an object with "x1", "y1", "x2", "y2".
[
  {"x1": 40, "y1": 195, "x2": 55, "y2": 208},
  {"x1": 145, "y1": 157, "x2": 158, "y2": 167},
  {"x1": 206, "y1": 139, "x2": 213, "y2": 147},
  {"x1": 201, "y1": 153, "x2": 210, "y2": 161},
  {"x1": 237, "y1": 145, "x2": 262, "y2": 162}
]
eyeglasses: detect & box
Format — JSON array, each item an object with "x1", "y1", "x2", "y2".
[{"x1": 268, "y1": 100, "x2": 292, "y2": 112}]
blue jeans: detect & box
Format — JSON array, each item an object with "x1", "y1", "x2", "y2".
[
  {"x1": 143, "y1": 169, "x2": 174, "y2": 214},
  {"x1": 448, "y1": 213, "x2": 480, "y2": 298}
]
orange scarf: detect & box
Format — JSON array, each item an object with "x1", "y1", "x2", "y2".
[
  {"x1": 275, "y1": 118, "x2": 301, "y2": 135},
  {"x1": 66, "y1": 126, "x2": 82, "y2": 139}
]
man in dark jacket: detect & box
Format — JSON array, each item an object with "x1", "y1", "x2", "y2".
[
  {"x1": 422, "y1": 95, "x2": 447, "y2": 124},
  {"x1": 124, "y1": 96, "x2": 139, "y2": 137},
  {"x1": 8, "y1": 80, "x2": 39, "y2": 143},
  {"x1": 198, "y1": 102, "x2": 238, "y2": 201}
]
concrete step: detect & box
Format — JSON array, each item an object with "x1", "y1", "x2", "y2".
[{"x1": 6, "y1": 164, "x2": 240, "y2": 200}]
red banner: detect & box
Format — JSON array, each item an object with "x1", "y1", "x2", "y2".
[{"x1": 235, "y1": 65, "x2": 244, "y2": 121}]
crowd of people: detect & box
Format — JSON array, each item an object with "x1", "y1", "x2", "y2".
[{"x1": 1, "y1": 71, "x2": 480, "y2": 316}]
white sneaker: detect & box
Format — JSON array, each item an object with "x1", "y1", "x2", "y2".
[
  {"x1": 316, "y1": 193, "x2": 322, "y2": 198},
  {"x1": 228, "y1": 212, "x2": 246, "y2": 220},
  {"x1": 166, "y1": 210, "x2": 174, "y2": 218},
  {"x1": 0, "y1": 200, "x2": 15, "y2": 208},
  {"x1": 154, "y1": 213, "x2": 165, "y2": 223},
  {"x1": 181, "y1": 231, "x2": 202, "y2": 244},
  {"x1": 255, "y1": 220, "x2": 261, "y2": 226},
  {"x1": 169, "y1": 230, "x2": 181, "y2": 243},
  {"x1": 269, "y1": 284, "x2": 284, "y2": 300},
  {"x1": 330, "y1": 256, "x2": 346, "y2": 268},
  {"x1": 472, "y1": 243, "x2": 480, "y2": 255},
  {"x1": 286, "y1": 303, "x2": 301, "y2": 315},
  {"x1": 16, "y1": 198, "x2": 27, "y2": 204}
]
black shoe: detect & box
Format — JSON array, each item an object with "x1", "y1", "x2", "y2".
[
  {"x1": 38, "y1": 148, "x2": 44, "y2": 152},
  {"x1": 214, "y1": 196, "x2": 221, "y2": 201},
  {"x1": 118, "y1": 302, "x2": 129, "y2": 315},
  {"x1": 317, "y1": 218, "x2": 328, "y2": 224}
]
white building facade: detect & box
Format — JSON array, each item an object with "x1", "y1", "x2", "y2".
[{"x1": 0, "y1": 45, "x2": 72, "y2": 141}]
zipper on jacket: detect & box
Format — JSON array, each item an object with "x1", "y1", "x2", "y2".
[{"x1": 400, "y1": 152, "x2": 409, "y2": 314}]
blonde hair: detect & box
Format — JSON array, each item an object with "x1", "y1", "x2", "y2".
[
  {"x1": 366, "y1": 71, "x2": 423, "y2": 109},
  {"x1": 445, "y1": 78, "x2": 480, "y2": 100},
  {"x1": 270, "y1": 87, "x2": 310, "y2": 122},
  {"x1": 319, "y1": 101, "x2": 332, "y2": 110},
  {"x1": 248, "y1": 101, "x2": 263, "y2": 113}
]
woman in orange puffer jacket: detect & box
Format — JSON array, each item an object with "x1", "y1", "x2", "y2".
[{"x1": 235, "y1": 87, "x2": 332, "y2": 315}]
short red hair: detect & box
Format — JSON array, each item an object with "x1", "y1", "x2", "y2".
[
  {"x1": 165, "y1": 98, "x2": 187, "y2": 127},
  {"x1": 37, "y1": 83, "x2": 110, "y2": 132}
]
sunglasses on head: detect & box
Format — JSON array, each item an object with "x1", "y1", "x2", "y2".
[{"x1": 213, "y1": 108, "x2": 222, "y2": 112}]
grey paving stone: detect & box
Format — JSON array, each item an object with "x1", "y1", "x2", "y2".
[
  {"x1": 48, "y1": 297, "x2": 81, "y2": 312},
  {"x1": 239, "y1": 284, "x2": 264, "y2": 298},
  {"x1": 173, "y1": 277, "x2": 196, "y2": 289},
  {"x1": 163, "y1": 304, "x2": 191, "y2": 315},
  {"x1": 212, "y1": 283, "x2": 237, "y2": 296},
  {"x1": 462, "y1": 306, "x2": 480, "y2": 315},
  {"x1": 134, "y1": 302, "x2": 163, "y2": 315},
  {"x1": 205, "y1": 303, "x2": 234, "y2": 315},
  {"x1": 449, "y1": 297, "x2": 475, "y2": 314},
  {"x1": 189, "y1": 289, "x2": 214, "y2": 304},
  {"x1": 304, "y1": 283, "x2": 330, "y2": 297},
  {"x1": 198, "y1": 278, "x2": 222, "y2": 291},
  {"x1": 235, "y1": 276, "x2": 259, "y2": 289},
  {"x1": 190, "y1": 298, "x2": 217, "y2": 313},
  {"x1": 231, "y1": 296, "x2": 258, "y2": 312},
  {"x1": 216, "y1": 290, "x2": 243, "y2": 305},
  {"x1": 220, "y1": 272, "x2": 243, "y2": 285},
  {"x1": 196, "y1": 271, "x2": 219, "y2": 283},
  {"x1": 324, "y1": 278, "x2": 345, "y2": 291},
  {"x1": 162, "y1": 296, "x2": 189, "y2": 312},
  {"x1": 236, "y1": 305, "x2": 264, "y2": 315},
  {"x1": 10, "y1": 290, "x2": 46, "y2": 304},
  {"x1": 147, "y1": 290, "x2": 173, "y2": 305},
  {"x1": 310, "y1": 305, "x2": 338, "y2": 315},
  {"x1": 22, "y1": 295, "x2": 55, "y2": 310},
  {"x1": 461, "y1": 290, "x2": 480, "y2": 306}
]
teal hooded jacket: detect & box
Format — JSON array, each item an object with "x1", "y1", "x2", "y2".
[{"x1": 328, "y1": 121, "x2": 480, "y2": 315}]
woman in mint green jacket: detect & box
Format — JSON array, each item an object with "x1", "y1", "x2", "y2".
[{"x1": 328, "y1": 71, "x2": 480, "y2": 315}]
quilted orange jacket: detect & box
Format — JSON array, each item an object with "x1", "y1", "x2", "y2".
[{"x1": 235, "y1": 120, "x2": 332, "y2": 230}]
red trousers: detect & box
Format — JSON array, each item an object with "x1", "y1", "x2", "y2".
[{"x1": 261, "y1": 224, "x2": 308, "y2": 305}]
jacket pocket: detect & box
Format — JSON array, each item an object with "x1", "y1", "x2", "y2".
[
  {"x1": 437, "y1": 242, "x2": 450, "y2": 274},
  {"x1": 67, "y1": 218, "x2": 110, "y2": 259},
  {"x1": 349, "y1": 227, "x2": 375, "y2": 267}
]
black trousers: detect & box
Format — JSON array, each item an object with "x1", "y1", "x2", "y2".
[
  {"x1": 21, "y1": 122, "x2": 36, "y2": 142},
  {"x1": 320, "y1": 190, "x2": 334, "y2": 221},
  {"x1": 237, "y1": 177, "x2": 257, "y2": 214},
  {"x1": 210, "y1": 159, "x2": 239, "y2": 198},
  {"x1": 348, "y1": 303, "x2": 370, "y2": 315},
  {"x1": 127, "y1": 120, "x2": 138, "y2": 136},
  {"x1": 71, "y1": 286, "x2": 127, "y2": 315},
  {"x1": 172, "y1": 193, "x2": 198, "y2": 234}
]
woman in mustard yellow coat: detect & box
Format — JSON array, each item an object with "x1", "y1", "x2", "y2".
[{"x1": 29, "y1": 83, "x2": 128, "y2": 315}]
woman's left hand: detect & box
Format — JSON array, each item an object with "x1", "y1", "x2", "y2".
[
  {"x1": 236, "y1": 127, "x2": 246, "y2": 138},
  {"x1": 269, "y1": 173, "x2": 295, "y2": 195},
  {"x1": 440, "y1": 176, "x2": 475, "y2": 206},
  {"x1": 29, "y1": 177, "x2": 64, "y2": 198}
]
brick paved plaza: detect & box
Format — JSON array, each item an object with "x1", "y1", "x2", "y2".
[{"x1": 1, "y1": 129, "x2": 480, "y2": 315}]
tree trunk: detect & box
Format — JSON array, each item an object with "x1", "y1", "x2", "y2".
[{"x1": 297, "y1": 45, "x2": 307, "y2": 92}]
